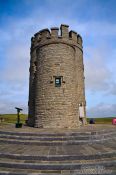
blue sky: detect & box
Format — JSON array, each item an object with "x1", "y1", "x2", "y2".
[{"x1": 0, "y1": 0, "x2": 116, "y2": 117}]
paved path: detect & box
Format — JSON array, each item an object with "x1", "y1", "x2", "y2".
[{"x1": 0, "y1": 124, "x2": 115, "y2": 174}]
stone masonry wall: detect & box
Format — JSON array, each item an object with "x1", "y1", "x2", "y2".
[{"x1": 28, "y1": 24, "x2": 86, "y2": 128}]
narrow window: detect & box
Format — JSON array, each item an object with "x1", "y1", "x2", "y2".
[{"x1": 55, "y1": 77, "x2": 61, "y2": 87}]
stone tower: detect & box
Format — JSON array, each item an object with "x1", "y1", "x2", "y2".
[{"x1": 28, "y1": 24, "x2": 86, "y2": 128}]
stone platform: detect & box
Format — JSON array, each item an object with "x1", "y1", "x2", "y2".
[{"x1": 0, "y1": 124, "x2": 116, "y2": 175}]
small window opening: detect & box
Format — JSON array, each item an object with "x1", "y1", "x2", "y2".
[{"x1": 55, "y1": 77, "x2": 61, "y2": 87}]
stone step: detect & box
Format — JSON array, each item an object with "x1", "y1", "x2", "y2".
[
  {"x1": 0, "y1": 129, "x2": 116, "y2": 137},
  {"x1": 0, "y1": 125, "x2": 115, "y2": 174},
  {"x1": 0, "y1": 157, "x2": 116, "y2": 171},
  {"x1": 0, "y1": 159, "x2": 115, "y2": 170},
  {"x1": 0, "y1": 152, "x2": 116, "y2": 161},
  {"x1": 0, "y1": 137, "x2": 115, "y2": 146},
  {"x1": 0, "y1": 168, "x2": 115, "y2": 175},
  {"x1": 0, "y1": 168, "x2": 63, "y2": 175},
  {"x1": 1, "y1": 158, "x2": 115, "y2": 165},
  {"x1": 0, "y1": 132, "x2": 116, "y2": 141},
  {"x1": 0, "y1": 141, "x2": 116, "y2": 156}
]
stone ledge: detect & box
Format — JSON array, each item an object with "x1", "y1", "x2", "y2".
[{"x1": 0, "y1": 152, "x2": 115, "y2": 161}]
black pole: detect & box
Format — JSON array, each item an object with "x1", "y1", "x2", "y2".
[
  {"x1": 15, "y1": 107, "x2": 23, "y2": 128},
  {"x1": 17, "y1": 109, "x2": 20, "y2": 124}
]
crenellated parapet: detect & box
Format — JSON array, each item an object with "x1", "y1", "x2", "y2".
[
  {"x1": 28, "y1": 24, "x2": 86, "y2": 128},
  {"x1": 31, "y1": 24, "x2": 83, "y2": 50}
]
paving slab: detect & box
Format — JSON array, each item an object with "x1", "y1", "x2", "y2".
[{"x1": 0, "y1": 124, "x2": 115, "y2": 174}]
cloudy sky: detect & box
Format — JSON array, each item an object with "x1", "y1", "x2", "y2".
[{"x1": 0, "y1": 0, "x2": 116, "y2": 117}]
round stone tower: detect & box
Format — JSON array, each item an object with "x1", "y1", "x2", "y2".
[{"x1": 28, "y1": 24, "x2": 86, "y2": 128}]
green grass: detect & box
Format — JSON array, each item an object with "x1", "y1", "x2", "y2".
[
  {"x1": 0, "y1": 114, "x2": 115, "y2": 125},
  {"x1": 0, "y1": 114, "x2": 27, "y2": 124},
  {"x1": 87, "y1": 117, "x2": 114, "y2": 124}
]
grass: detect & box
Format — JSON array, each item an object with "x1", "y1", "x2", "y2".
[
  {"x1": 0, "y1": 114, "x2": 115, "y2": 125},
  {"x1": 87, "y1": 117, "x2": 114, "y2": 124},
  {"x1": 0, "y1": 114, "x2": 27, "y2": 124}
]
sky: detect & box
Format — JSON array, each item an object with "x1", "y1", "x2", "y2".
[{"x1": 0, "y1": 0, "x2": 116, "y2": 117}]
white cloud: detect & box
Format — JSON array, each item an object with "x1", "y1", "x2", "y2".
[
  {"x1": 106, "y1": 83, "x2": 116, "y2": 96},
  {"x1": 0, "y1": 99, "x2": 28, "y2": 114},
  {"x1": 87, "y1": 103, "x2": 116, "y2": 118},
  {"x1": 84, "y1": 22, "x2": 116, "y2": 37},
  {"x1": 84, "y1": 46, "x2": 113, "y2": 92},
  {"x1": 1, "y1": 44, "x2": 29, "y2": 82},
  {"x1": 0, "y1": 2, "x2": 116, "y2": 115}
]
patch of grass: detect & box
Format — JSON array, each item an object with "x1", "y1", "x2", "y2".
[
  {"x1": 0, "y1": 114, "x2": 27, "y2": 124},
  {"x1": 87, "y1": 117, "x2": 114, "y2": 124},
  {"x1": 0, "y1": 114, "x2": 115, "y2": 125}
]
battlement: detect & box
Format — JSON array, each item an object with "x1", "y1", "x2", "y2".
[
  {"x1": 32, "y1": 24, "x2": 83, "y2": 47},
  {"x1": 29, "y1": 24, "x2": 86, "y2": 128}
]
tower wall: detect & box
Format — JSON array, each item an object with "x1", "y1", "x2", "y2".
[{"x1": 28, "y1": 24, "x2": 86, "y2": 128}]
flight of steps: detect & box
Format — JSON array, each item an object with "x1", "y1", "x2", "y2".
[{"x1": 0, "y1": 126, "x2": 116, "y2": 175}]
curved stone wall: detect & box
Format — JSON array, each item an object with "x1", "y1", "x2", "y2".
[{"x1": 28, "y1": 24, "x2": 86, "y2": 128}]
